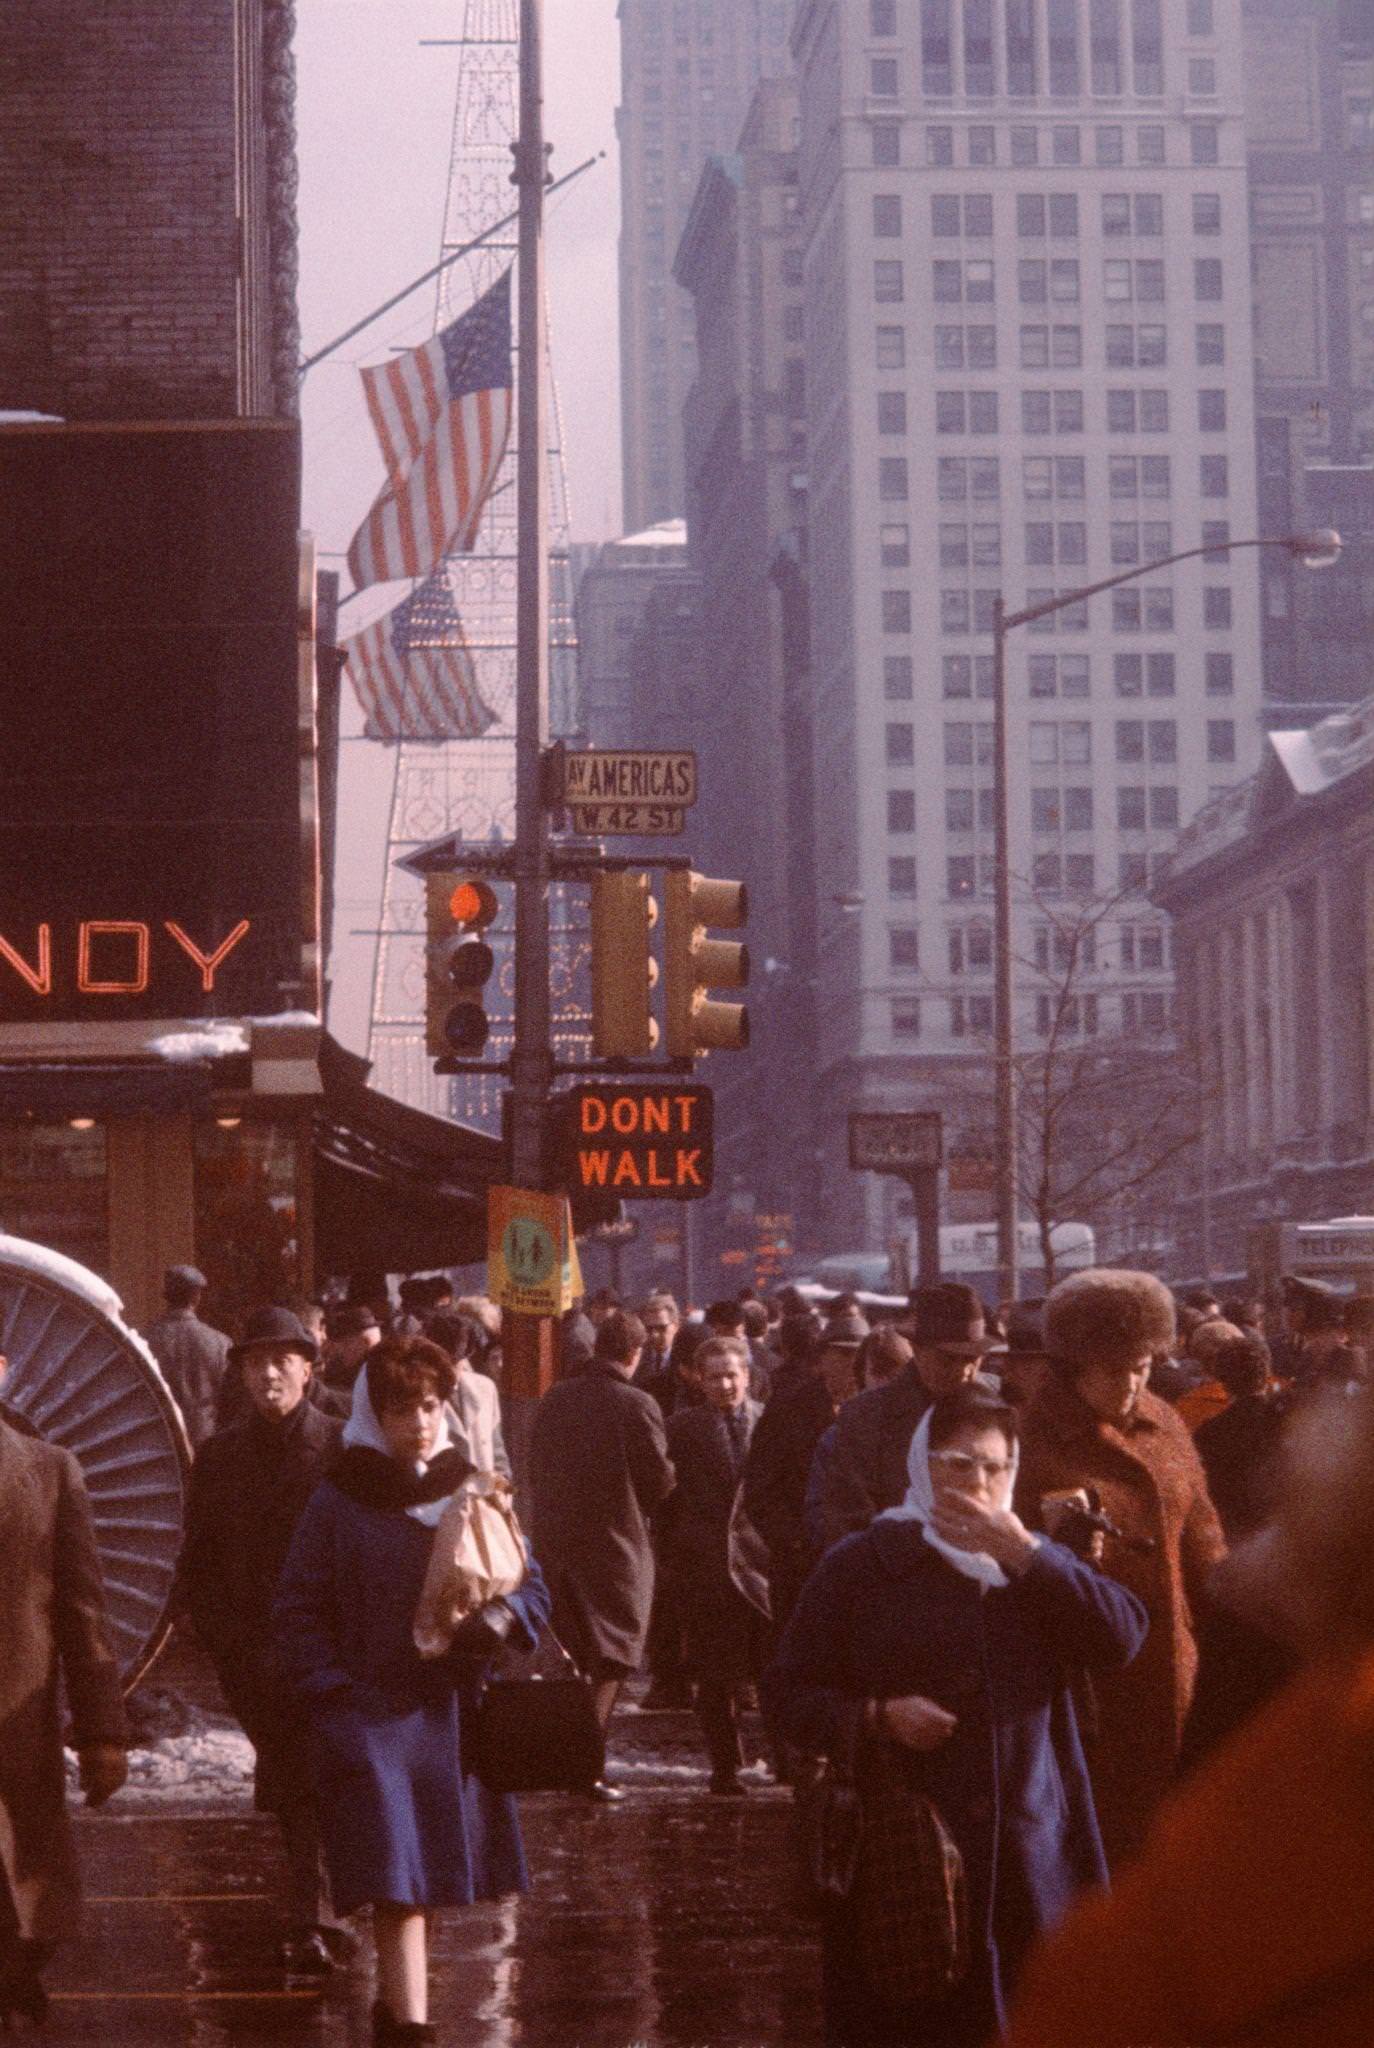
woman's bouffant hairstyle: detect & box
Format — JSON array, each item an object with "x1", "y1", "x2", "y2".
[
  {"x1": 927, "y1": 1386, "x2": 1020, "y2": 1454},
  {"x1": 366, "y1": 1335, "x2": 457, "y2": 1413},
  {"x1": 1043, "y1": 1268, "x2": 1176, "y2": 1377}
]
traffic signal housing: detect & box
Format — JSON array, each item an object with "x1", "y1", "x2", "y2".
[
  {"x1": 590, "y1": 871, "x2": 659, "y2": 1059},
  {"x1": 426, "y1": 872, "x2": 500, "y2": 1062},
  {"x1": 663, "y1": 870, "x2": 749, "y2": 1058}
]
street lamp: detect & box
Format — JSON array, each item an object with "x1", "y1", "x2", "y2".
[{"x1": 990, "y1": 529, "x2": 1343, "y2": 1303}]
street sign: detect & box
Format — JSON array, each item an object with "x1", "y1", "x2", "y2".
[
  {"x1": 562, "y1": 750, "x2": 697, "y2": 838},
  {"x1": 849, "y1": 1111, "x2": 944, "y2": 1174},
  {"x1": 487, "y1": 1186, "x2": 580, "y2": 1316},
  {"x1": 557, "y1": 1083, "x2": 714, "y2": 1200}
]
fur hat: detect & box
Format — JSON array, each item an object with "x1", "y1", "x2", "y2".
[{"x1": 1043, "y1": 1268, "x2": 1176, "y2": 1374}]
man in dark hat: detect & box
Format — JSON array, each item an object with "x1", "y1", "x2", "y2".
[
  {"x1": 1281, "y1": 1275, "x2": 1364, "y2": 1396},
  {"x1": 814, "y1": 1281, "x2": 1000, "y2": 1551},
  {"x1": 323, "y1": 1302, "x2": 381, "y2": 1394},
  {"x1": 144, "y1": 1264, "x2": 230, "y2": 1448},
  {"x1": 177, "y1": 1308, "x2": 346, "y2": 1973},
  {"x1": 995, "y1": 1300, "x2": 1051, "y2": 1411}
]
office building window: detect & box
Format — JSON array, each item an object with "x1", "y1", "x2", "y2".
[
  {"x1": 941, "y1": 522, "x2": 970, "y2": 568},
  {"x1": 1090, "y1": 0, "x2": 1122, "y2": 92},
  {"x1": 1193, "y1": 191, "x2": 1221, "y2": 234},
  {"x1": 1187, "y1": 0, "x2": 1214, "y2": 29},
  {"x1": 1052, "y1": 325, "x2": 1083, "y2": 365},
  {"x1": 1065, "y1": 787, "x2": 1094, "y2": 830},
  {"x1": 1191, "y1": 121, "x2": 1219, "y2": 164},
  {"x1": 968, "y1": 125, "x2": 997, "y2": 163},
  {"x1": 1200, "y1": 454, "x2": 1229, "y2": 497},
  {"x1": 891, "y1": 996, "x2": 922, "y2": 1038},
  {"x1": 943, "y1": 654, "x2": 973, "y2": 698},
  {"x1": 1202, "y1": 519, "x2": 1231, "y2": 562},
  {"x1": 876, "y1": 325, "x2": 906, "y2": 369},
  {"x1": 882, "y1": 590, "x2": 912, "y2": 633},
  {"x1": 872, "y1": 121, "x2": 901, "y2": 167},
  {"x1": 1115, "y1": 651, "x2": 1143, "y2": 693},
  {"x1": 886, "y1": 722, "x2": 915, "y2": 766},
  {"x1": 927, "y1": 125, "x2": 955, "y2": 163},
  {"x1": 885, "y1": 655, "x2": 915, "y2": 699},
  {"x1": 1132, "y1": 0, "x2": 1164, "y2": 93},
  {"x1": 1020, "y1": 259, "x2": 1048, "y2": 304},
  {"x1": 935, "y1": 325, "x2": 965, "y2": 368},
  {"x1": 1052, "y1": 126, "x2": 1081, "y2": 164},
  {"x1": 1103, "y1": 194, "x2": 1131, "y2": 236},
  {"x1": 1195, "y1": 323, "x2": 1225, "y2": 367},
  {"x1": 965, "y1": 194, "x2": 994, "y2": 237},
  {"x1": 1048, "y1": 0, "x2": 1080, "y2": 93},
  {"x1": 938, "y1": 457, "x2": 967, "y2": 500},
  {"x1": 878, "y1": 389, "x2": 908, "y2": 434},
  {"x1": 1140, "y1": 389, "x2": 1169, "y2": 430},
  {"x1": 1203, "y1": 586, "x2": 1231, "y2": 628},
  {"x1": 922, "y1": 0, "x2": 954, "y2": 95},
  {"x1": 1146, "y1": 650, "x2": 1175, "y2": 694},
  {"x1": 970, "y1": 456, "x2": 1001, "y2": 498},
  {"x1": 1051, "y1": 258, "x2": 1080, "y2": 301},
  {"x1": 932, "y1": 194, "x2": 961, "y2": 237},
  {"x1": 1011, "y1": 124, "x2": 1039, "y2": 164},
  {"x1": 1148, "y1": 719, "x2": 1177, "y2": 764},
  {"x1": 1116, "y1": 719, "x2": 1145, "y2": 763},
  {"x1": 879, "y1": 457, "x2": 909, "y2": 500},
  {"x1": 965, "y1": 0, "x2": 995, "y2": 96},
  {"x1": 889, "y1": 857, "x2": 918, "y2": 897},
  {"x1": 871, "y1": 57, "x2": 899, "y2": 97},
  {"x1": 942, "y1": 589, "x2": 971, "y2": 632},
  {"x1": 968, "y1": 324, "x2": 997, "y2": 367},
  {"x1": 1205, "y1": 649, "x2": 1234, "y2": 694},
  {"x1": 890, "y1": 927, "x2": 920, "y2": 970},
  {"x1": 1198, "y1": 389, "x2": 1226, "y2": 430},
  {"x1": 946, "y1": 787, "x2": 975, "y2": 831},
  {"x1": 1023, "y1": 390, "x2": 1052, "y2": 434},
  {"x1": 1032, "y1": 787, "x2": 1061, "y2": 832},
  {"x1": 1066, "y1": 853, "x2": 1095, "y2": 894},
  {"x1": 1033, "y1": 852, "x2": 1063, "y2": 894},
  {"x1": 1149, "y1": 786, "x2": 1179, "y2": 828},
  {"x1": 875, "y1": 259, "x2": 905, "y2": 302},
  {"x1": 1061, "y1": 653, "x2": 1090, "y2": 696},
  {"x1": 944, "y1": 721, "x2": 974, "y2": 765},
  {"x1": 948, "y1": 856, "x2": 976, "y2": 898},
  {"x1": 874, "y1": 193, "x2": 903, "y2": 237},
  {"x1": 972, "y1": 523, "x2": 1001, "y2": 567},
  {"x1": 1018, "y1": 193, "x2": 1046, "y2": 238},
  {"x1": 1020, "y1": 324, "x2": 1050, "y2": 367},
  {"x1": 1207, "y1": 720, "x2": 1235, "y2": 763},
  {"x1": 1096, "y1": 125, "x2": 1124, "y2": 163},
  {"x1": 882, "y1": 523, "x2": 911, "y2": 568},
  {"x1": 887, "y1": 789, "x2": 916, "y2": 833},
  {"x1": 1006, "y1": 0, "x2": 1038, "y2": 94},
  {"x1": 1029, "y1": 653, "x2": 1058, "y2": 696},
  {"x1": 934, "y1": 260, "x2": 962, "y2": 301},
  {"x1": 1194, "y1": 257, "x2": 1223, "y2": 300},
  {"x1": 1119, "y1": 852, "x2": 1149, "y2": 893},
  {"x1": 1117, "y1": 785, "x2": 1146, "y2": 827},
  {"x1": 1137, "y1": 125, "x2": 1165, "y2": 162},
  {"x1": 871, "y1": 0, "x2": 898, "y2": 31}
]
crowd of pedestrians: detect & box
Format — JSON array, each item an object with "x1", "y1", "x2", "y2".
[{"x1": 4, "y1": 1251, "x2": 1372, "y2": 2044}]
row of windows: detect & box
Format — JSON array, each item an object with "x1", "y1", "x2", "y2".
[
  {"x1": 878, "y1": 257, "x2": 1224, "y2": 306},
  {"x1": 912, "y1": 452, "x2": 1230, "y2": 503},
  {"x1": 886, "y1": 993, "x2": 1175, "y2": 1043},
  {"x1": 891, "y1": 850, "x2": 1181, "y2": 905},
  {"x1": 935, "y1": 648, "x2": 1236, "y2": 699},
  {"x1": 886, "y1": 715, "x2": 1235, "y2": 767},
  {"x1": 924, "y1": 580, "x2": 1234, "y2": 639},
  {"x1": 892, "y1": 120, "x2": 1211, "y2": 173},
  {"x1": 919, "y1": 190, "x2": 1221, "y2": 239},
  {"x1": 919, "y1": 389, "x2": 1228, "y2": 435},
  {"x1": 909, "y1": 0, "x2": 1216, "y2": 102},
  {"x1": 876, "y1": 321, "x2": 1228, "y2": 370}
]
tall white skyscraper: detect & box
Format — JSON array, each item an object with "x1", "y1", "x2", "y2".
[{"x1": 791, "y1": 0, "x2": 1264, "y2": 1252}]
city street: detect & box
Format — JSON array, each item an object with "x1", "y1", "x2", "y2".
[{"x1": 54, "y1": 1687, "x2": 818, "y2": 2048}]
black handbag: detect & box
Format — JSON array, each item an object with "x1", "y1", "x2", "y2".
[
  {"x1": 470, "y1": 1633, "x2": 606, "y2": 1795},
  {"x1": 789, "y1": 1705, "x2": 864, "y2": 1914}
]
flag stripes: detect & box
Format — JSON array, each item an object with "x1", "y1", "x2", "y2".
[{"x1": 341, "y1": 574, "x2": 497, "y2": 744}]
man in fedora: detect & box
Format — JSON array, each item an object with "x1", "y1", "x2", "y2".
[
  {"x1": 815, "y1": 1281, "x2": 1000, "y2": 1551},
  {"x1": 177, "y1": 1308, "x2": 347, "y2": 1973},
  {"x1": 144, "y1": 1264, "x2": 230, "y2": 1449}
]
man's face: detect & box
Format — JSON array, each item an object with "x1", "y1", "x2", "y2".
[
  {"x1": 643, "y1": 1307, "x2": 678, "y2": 1357},
  {"x1": 1076, "y1": 1354, "x2": 1152, "y2": 1425},
  {"x1": 818, "y1": 1345, "x2": 860, "y2": 1405},
  {"x1": 241, "y1": 1343, "x2": 312, "y2": 1419},
  {"x1": 340, "y1": 1326, "x2": 380, "y2": 1372},
  {"x1": 701, "y1": 1355, "x2": 750, "y2": 1411},
  {"x1": 913, "y1": 1346, "x2": 983, "y2": 1398}
]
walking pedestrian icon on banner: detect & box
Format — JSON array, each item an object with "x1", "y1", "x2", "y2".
[
  {"x1": 487, "y1": 1187, "x2": 578, "y2": 1317},
  {"x1": 503, "y1": 1215, "x2": 556, "y2": 1290}
]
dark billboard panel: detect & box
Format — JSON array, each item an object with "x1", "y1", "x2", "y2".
[{"x1": 0, "y1": 422, "x2": 304, "y2": 1025}]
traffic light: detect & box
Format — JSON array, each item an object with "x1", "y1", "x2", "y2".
[
  {"x1": 663, "y1": 870, "x2": 749, "y2": 1058},
  {"x1": 590, "y1": 871, "x2": 659, "y2": 1058},
  {"x1": 425, "y1": 872, "x2": 500, "y2": 1061}
]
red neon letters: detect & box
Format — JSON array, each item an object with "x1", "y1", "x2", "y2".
[{"x1": 0, "y1": 921, "x2": 252, "y2": 998}]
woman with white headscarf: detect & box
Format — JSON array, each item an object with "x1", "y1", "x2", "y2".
[
  {"x1": 765, "y1": 1385, "x2": 1148, "y2": 2048},
  {"x1": 275, "y1": 1336, "x2": 550, "y2": 2048}
]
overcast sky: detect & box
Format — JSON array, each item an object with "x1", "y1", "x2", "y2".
[{"x1": 295, "y1": 1, "x2": 623, "y2": 1049}]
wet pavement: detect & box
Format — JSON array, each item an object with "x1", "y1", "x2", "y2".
[{"x1": 56, "y1": 1792, "x2": 821, "y2": 2047}]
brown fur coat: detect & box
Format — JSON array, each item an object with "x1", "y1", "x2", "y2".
[{"x1": 1016, "y1": 1376, "x2": 1226, "y2": 1867}]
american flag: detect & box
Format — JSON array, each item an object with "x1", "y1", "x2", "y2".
[
  {"x1": 341, "y1": 572, "x2": 496, "y2": 743},
  {"x1": 346, "y1": 271, "x2": 512, "y2": 593}
]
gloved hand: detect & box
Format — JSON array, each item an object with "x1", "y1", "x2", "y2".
[
  {"x1": 79, "y1": 1745, "x2": 128, "y2": 1808},
  {"x1": 450, "y1": 1599, "x2": 518, "y2": 1659}
]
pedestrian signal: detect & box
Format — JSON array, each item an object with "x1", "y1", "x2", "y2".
[
  {"x1": 590, "y1": 872, "x2": 660, "y2": 1059},
  {"x1": 663, "y1": 871, "x2": 749, "y2": 1058},
  {"x1": 426, "y1": 872, "x2": 500, "y2": 1062}
]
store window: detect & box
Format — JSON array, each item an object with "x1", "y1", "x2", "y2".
[
  {"x1": 194, "y1": 1119, "x2": 304, "y2": 1327},
  {"x1": 0, "y1": 1121, "x2": 108, "y2": 1275}
]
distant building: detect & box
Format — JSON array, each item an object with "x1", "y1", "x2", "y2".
[
  {"x1": 674, "y1": 76, "x2": 820, "y2": 1282},
  {"x1": 1156, "y1": 698, "x2": 1374, "y2": 1278},
  {"x1": 1243, "y1": 0, "x2": 1374, "y2": 715},
  {"x1": 790, "y1": 0, "x2": 1266, "y2": 1255},
  {"x1": 617, "y1": 0, "x2": 792, "y2": 531},
  {"x1": 575, "y1": 520, "x2": 693, "y2": 751}
]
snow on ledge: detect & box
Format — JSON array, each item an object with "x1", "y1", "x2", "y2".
[{"x1": 146, "y1": 1023, "x2": 250, "y2": 1063}]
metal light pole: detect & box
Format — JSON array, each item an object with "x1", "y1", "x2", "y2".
[
  {"x1": 989, "y1": 529, "x2": 1341, "y2": 1306},
  {"x1": 510, "y1": 0, "x2": 552, "y2": 1194}
]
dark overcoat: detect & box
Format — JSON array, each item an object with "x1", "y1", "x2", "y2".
[
  {"x1": 177, "y1": 1400, "x2": 341, "y2": 1810},
  {"x1": 145, "y1": 1307, "x2": 231, "y2": 1448},
  {"x1": 274, "y1": 1478, "x2": 550, "y2": 1914},
  {"x1": 529, "y1": 1360, "x2": 675, "y2": 1671},
  {"x1": 742, "y1": 1374, "x2": 838, "y2": 1609},
  {"x1": 817, "y1": 1365, "x2": 999, "y2": 1554},
  {"x1": 765, "y1": 1520, "x2": 1148, "y2": 2037},
  {"x1": 663, "y1": 1401, "x2": 762, "y2": 1678},
  {"x1": 0, "y1": 1422, "x2": 128, "y2": 1941},
  {"x1": 1015, "y1": 1376, "x2": 1226, "y2": 1867}
]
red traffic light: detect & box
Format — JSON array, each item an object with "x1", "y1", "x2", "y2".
[{"x1": 449, "y1": 878, "x2": 499, "y2": 928}]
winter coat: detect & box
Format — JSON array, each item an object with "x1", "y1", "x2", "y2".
[
  {"x1": 145, "y1": 1306, "x2": 231, "y2": 1448},
  {"x1": 1194, "y1": 1391, "x2": 1292, "y2": 1541},
  {"x1": 449, "y1": 1363, "x2": 510, "y2": 1478},
  {"x1": 663, "y1": 1400, "x2": 763, "y2": 1679},
  {"x1": 529, "y1": 1360, "x2": 675, "y2": 1672},
  {"x1": 741, "y1": 1373, "x2": 839, "y2": 1624},
  {"x1": 816, "y1": 1365, "x2": 999, "y2": 1554},
  {"x1": 0, "y1": 1422, "x2": 128, "y2": 1941},
  {"x1": 1006, "y1": 1648, "x2": 1374, "y2": 2048},
  {"x1": 1015, "y1": 1375, "x2": 1226, "y2": 1867},
  {"x1": 765, "y1": 1519, "x2": 1148, "y2": 2035},
  {"x1": 177, "y1": 1400, "x2": 342, "y2": 1811},
  {"x1": 274, "y1": 1475, "x2": 550, "y2": 1914}
]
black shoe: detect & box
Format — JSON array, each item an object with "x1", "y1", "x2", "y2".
[
  {"x1": 373, "y1": 2010, "x2": 437, "y2": 2048},
  {"x1": 586, "y1": 1779, "x2": 626, "y2": 1805},
  {"x1": 708, "y1": 1770, "x2": 748, "y2": 1799},
  {"x1": 282, "y1": 1928, "x2": 335, "y2": 1975}
]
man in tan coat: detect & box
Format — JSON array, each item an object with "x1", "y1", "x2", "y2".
[{"x1": 0, "y1": 1357, "x2": 128, "y2": 2021}]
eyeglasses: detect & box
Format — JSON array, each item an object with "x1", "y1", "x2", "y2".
[{"x1": 929, "y1": 1451, "x2": 1014, "y2": 1481}]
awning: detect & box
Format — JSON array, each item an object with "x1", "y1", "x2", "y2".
[
  {"x1": 0, "y1": 1060, "x2": 222, "y2": 1118},
  {"x1": 313, "y1": 1036, "x2": 617, "y2": 1275}
]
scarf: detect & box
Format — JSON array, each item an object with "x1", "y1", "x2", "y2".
[
  {"x1": 335, "y1": 1375, "x2": 471, "y2": 1525},
  {"x1": 876, "y1": 1409, "x2": 1019, "y2": 1590}
]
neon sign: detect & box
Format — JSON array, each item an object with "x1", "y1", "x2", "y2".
[{"x1": 0, "y1": 921, "x2": 252, "y2": 998}]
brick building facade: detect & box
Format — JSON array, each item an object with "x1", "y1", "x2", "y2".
[{"x1": 0, "y1": 0, "x2": 299, "y2": 420}]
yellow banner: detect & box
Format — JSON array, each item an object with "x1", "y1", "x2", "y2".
[{"x1": 487, "y1": 1185, "x2": 578, "y2": 1317}]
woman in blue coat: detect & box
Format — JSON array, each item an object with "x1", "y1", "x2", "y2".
[
  {"x1": 766, "y1": 1385, "x2": 1148, "y2": 2048},
  {"x1": 276, "y1": 1336, "x2": 550, "y2": 2048}
]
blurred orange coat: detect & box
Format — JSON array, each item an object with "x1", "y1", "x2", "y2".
[
  {"x1": 1176, "y1": 1376, "x2": 1230, "y2": 1432},
  {"x1": 1005, "y1": 1647, "x2": 1374, "y2": 2048}
]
